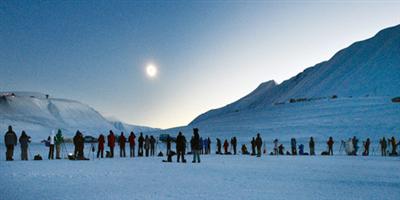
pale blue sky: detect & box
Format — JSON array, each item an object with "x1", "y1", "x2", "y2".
[{"x1": 1, "y1": 1, "x2": 399, "y2": 128}]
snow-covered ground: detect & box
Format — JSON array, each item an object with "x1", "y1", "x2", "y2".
[{"x1": 1, "y1": 143, "x2": 399, "y2": 200}]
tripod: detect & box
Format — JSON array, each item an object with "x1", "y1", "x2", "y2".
[{"x1": 61, "y1": 142, "x2": 69, "y2": 159}]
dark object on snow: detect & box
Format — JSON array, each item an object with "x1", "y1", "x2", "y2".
[
  {"x1": 34, "y1": 154, "x2": 43, "y2": 160},
  {"x1": 106, "y1": 151, "x2": 112, "y2": 158},
  {"x1": 331, "y1": 95, "x2": 338, "y2": 99},
  {"x1": 392, "y1": 97, "x2": 400, "y2": 103},
  {"x1": 321, "y1": 151, "x2": 329, "y2": 156},
  {"x1": 158, "y1": 151, "x2": 164, "y2": 157}
]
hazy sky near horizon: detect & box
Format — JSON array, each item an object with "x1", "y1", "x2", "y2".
[{"x1": 1, "y1": 1, "x2": 399, "y2": 129}]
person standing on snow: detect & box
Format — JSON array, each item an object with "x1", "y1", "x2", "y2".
[
  {"x1": 327, "y1": 137, "x2": 334, "y2": 155},
  {"x1": 128, "y1": 131, "x2": 136, "y2": 157},
  {"x1": 55, "y1": 129, "x2": 64, "y2": 159},
  {"x1": 390, "y1": 136, "x2": 397, "y2": 156},
  {"x1": 223, "y1": 139, "x2": 229, "y2": 154},
  {"x1": 207, "y1": 137, "x2": 211, "y2": 154},
  {"x1": 352, "y1": 136, "x2": 359, "y2": 155},
  {"x1": 192, "y1": 128, "x2": 201, "y2": 163},
  {"x1": 309, "y1": 137, "x2": 315, "y2": 156},
  {"x1": 363, "y1": 138, "x2": 371, "y2": 156},
  {"x1": 138, "y1": 133, "x2": 144, "y2": 157},
  {"x1": 150, "y1": 135, "x2": 156, "y2": 156},
  {"x1": 19, "y1": 131, "x2": 30, "y2": 160},
  {"x1": 144, "y1": 135, "x2": 150, "y2": 157},
  {"x1": 176, "y1": 131, "x2": 186, "y2": 163},
  {"x1": 251, "y1": 137, "x2": 256, "y2": 156},
  {"x1": 231, "y1": 137, "x2": 237, "y2": 155},
  {"x1": 216, "y1": 138, "x2": 222, "y2": 154},
  {"x1": 166, "y1": 135, "x2": 172, "y2": 156},
  {"x1": 107, "y1": 131, "x2": 116, "y2": 158},
  {"x1": 97, "y1": 134, "x2": 105, "y2": 158},
  {"x1": 273, "y1": 139, "x2": 279, "y2": 155},
  {"x1": 4, "y1": 126, "x2": 17, "y2": 161},
  {"x1": 48, "y1": 130, "x2": 56, "y2": 160},
  {"x1": 291, "y1": 138, "x2": 297, "y2": 155},
  {"x1": 380, "y1": 137, "x2": 387, "y2": 156},
  {"x1": 255, "y1": 133, "x2": 263, "y2": 157},
  {"x1": 119, "y1": 132, "x2": 126, "y2": 158},
  {"x1": 203, "y1": 138, "x2": 208, "y2": 155}
]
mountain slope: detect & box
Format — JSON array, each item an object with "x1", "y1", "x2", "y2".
[
  {"x1": 0, "y1": 92, "x2": 159, "y2": 141},
  {"x1": 191, "y1": 24, "x2": 400, "y2": 125}
]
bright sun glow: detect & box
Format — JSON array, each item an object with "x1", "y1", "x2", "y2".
[{"x1": 146, "y1": 64, "x2": 158, "y2": 78}]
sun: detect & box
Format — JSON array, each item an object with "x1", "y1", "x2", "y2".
[{"x1": 146, "y1": 64, "x2": 158, "y2": 78}]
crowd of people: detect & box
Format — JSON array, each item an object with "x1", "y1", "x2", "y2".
[{"x1": 3, "y1": 125, "x2": 400, "y2": 162}]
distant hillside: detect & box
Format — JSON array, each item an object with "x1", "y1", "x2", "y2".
[
  {"x1": 191, "y1": 24, "x2": 400, "y2": 125},
  {"x1": 0, "y1": 92, "x2": 159, "y2": 141}
]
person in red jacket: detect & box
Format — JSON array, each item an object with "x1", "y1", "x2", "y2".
[
  {"x1": 119, "y1": 132, "x2": 126, "y2": 157},
  {"x1": 327, "y1": 136, "x2": 334, "y2": 156},
  {"x1": 128, "y1": 131, "x2": 136, "y2": 157},
  {"x1": 97, "y1": 134, "x2": 105, "y2": 158},
  {"x1": 223, "y1": 139, "x2": 229, "y2": 154},
  {"x1": 107, "y1": 131, "x2": 115, "y2": 158}
]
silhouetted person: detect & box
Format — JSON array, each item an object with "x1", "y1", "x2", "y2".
[
  {"x1": 150, "y1": 135, "x2": 156, "y2": 156},
  {"x1": 73, "y1": 131, "x2": 85, "y2": 159},
  {"x1": 223, "y1": 139, "x2": 229, "y2": 154},
  {"x1": 203, "y1": 138, "x2": 209, "y2": 155},
  {"x1": 97, "y1": 134, "x2": 105, "y2": 158},
  {"x1": 48, "y1": 130, "x2": 55, "y2": 160},
  {"x1": 207, "y1": 137, "x2": 211, "y2": 154},
  {"x1": 278, "y1": 144, "x2": 285, "y2": 155},
  {"x1": 255, "y1": 133, "x2": 262, "y2": 157},
  {"x1": 273, "y1": 139, "x2": 279, "y2": 155},
  {"x1": 19, "y1": 131, "x2": 30, "y2": 160},
  {"x1": 176, "y1": 132, "x2": 186, "y2": 163},
  {"x1": 327, "y1": 137, "x2": 334, "y2": 155},
  {"x1": 192, "y1": 128, "x2": 201, "y2": 163},
  {"x1": 380, "y1": 137, "x2": 387, "y2": 156},
  {"x1": 363, "y1": 138, "x2": 370, "y2": 156},
  {"x1": 251, "y1": 137, "x2": 256, "y2": 156},
  {"x1": 138, "y1": 133, "x2": 144, "y2": 156},
  {"x1": 216, "y1": 138, "x2": 222, "y2": 154},
  {"x1": 107, "y1": 131, "x2": 116, "y2": 158},
  {"x1": 128, "y1": 132, "x2": 136, "y2": 157},
  {"x1": 291, "y1": 138, "x2": 297, "y2": 155},
  {"x1": 4, "y1": 126, "x2": 17, "y2": 161},
  {"x1": 166, "y1": 136, "x2": 172, "y2": 155},
  {"x1": 352, "y1": 136, "x2": 359, "y2": 155},
  {"x1": 309, "y1": 137, "x2": 315, "y2": 156},
  {"x1": 145, "y1": 135, "x2": 150, "y2": 157},
  {"x1": 231, "y1": 137, "x2": 237, "y2": 155},
  {"x1": 119, "y1": 132, "x2": 126, "y2": 157},
  {"x1": 390, "y1": 136, "x2": 397, "y2": 155},
  {"x1": 241, "y1": 144, "x2": 249, "y2": 155}
]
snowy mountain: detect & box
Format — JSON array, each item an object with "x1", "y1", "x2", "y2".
[
  {"x1": 191, "y1": 24, "x2": 400, "y2": 125},
  {"x1": 0, "y1": 92, "x2": 159, "y2": 141},
  {"x1": 161, "y1": 24, "x2": 400, "y2": 142}
]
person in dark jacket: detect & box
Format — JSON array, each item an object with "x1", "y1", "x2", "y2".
[
  {"x1": 119, "y1": 132, "x2": 126, "y2": 157},
  {"x1": 107, "y1": 131, "x2": 116, "y2": 158},
  {"x1": 128, "y1": 132, "x2": 136, "y2": 157},
  {"x1": 176, "y1": 132, "x2": 186, "y2": 163},
  {"x1": 380, "y1": 137, "x2": 387, "y2": 156},
  {"x1": 223, "y1": 139, "x2": 229, "y2": 154},
  {"x1": 166, "y1": 135, "x2": 172, "y2": 156},
  {"x1": 216, "y1": 138, "x2": 222, "y2": 154},
  {"x1": 207, "y1": 137, "x2": 211, "y2": 154},
  {"x1": 309, "y1": 137, "x2": 315, "y2": 156},
  {"x1": 231, "y1": 137, "x2": 237, "y2": 155},
  {"x1": 73, "y1": 131, "x2": 85, "y2": 159},
  {"x1": 352, "y1": 136, "x2": 359, "y2": 155},
  {"x1": 144, "y1": 135, "x2": 150, "y2": 157},
  {"x1": 97, "y1": 134, "x2": 105, "y2": 158},
  {"x1": 4, "y1": 126, "x2": 17, "y2": 161},
  {"x1": 150, "y1": 135, "x2": 156, "y2": 156},
  {"x1": 255, "y1": 133, "x2": 263, "y2": 157},
  {"x1": 251, "y1": 137, "x2": 256, "y2": 156},
  {"x1": 19, "y1": 131, "x2": 31, "y2": 160},
  {"x1": 291, "y1": 138, "x2": 297, "y2": 155},
  {"x1": 327, "y1": 137, "x2": 334, "y2": 155},
  {"x1": 138, "y1": 133, "x2": 144, "y2": 157},
  {"x1": 363, "y1": 138, "x2": 371, "y2": 156},
  {"x1": 192, "y1": 128, "x2": 201, "y2": 163},
  {"x1": 389, "y1": 136, "x2": 397, "y2": 156}
]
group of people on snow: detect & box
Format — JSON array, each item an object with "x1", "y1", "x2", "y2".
[{"x1": 3, "y1": 125, "x2": 400, "y2": 161}]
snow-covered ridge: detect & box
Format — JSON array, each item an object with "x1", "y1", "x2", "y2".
[
  {"x1": 0, "y1": 93, "x2": 159, "y2": 141},
  {"x1": 191, "y1": 24, "x2": 400, "y2": 125}
]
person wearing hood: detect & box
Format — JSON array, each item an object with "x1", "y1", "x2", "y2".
[
  {"x1": 144, "y1": 135, "x2": 150, "y2": 157},
  {"x1": 97, "y1": 134, "x2": 105, "y2": 158},
  {"x1": 19, "y1": 131, "x2": 31, "y2": 160},
  {"x1": 119, "y1": 132, "x2": 126, "y2": 157},
  {"x1": 192, "y1": 128, "x2": 201, "y2": 163},
  {"x1": 231, "y1": 137, "x2": 237, "y2": 155},
  {"x1": 128, "y1": 131, "x2": 136, "y2": 157},
  {"x1": 309, "y1": 137, "x2": 315, "y2": 156},
  {"x1": 216, "y1": 138, "x2": 222, "y2": 155},
  {"x1": 4, "y1": 126, "x2": 17, "y2": 161},
  {"x1": 55, "y1": 129, "x2": 64, "y2": 159},
  {"x1": 150, "y1": 135, "x2": 156, "y2": 156},
  {"x1": 107, "y1": 131, "x2": 116, "y2": 158},
  {"x1": 138, "y1": 133, "x2": 144, "y2": 157},
  {"x1": 223, "y1": 139, "x2": 229, "y2": 154},
  {"x1": 48, "y1": 130, "x2": 56, "y2": 160}
]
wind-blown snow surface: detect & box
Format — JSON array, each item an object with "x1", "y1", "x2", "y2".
[
  {"x1": 0, "y1": 92, "x2": 158, "y2": 142},
  {"x1": 1, "y1": 144, "x2": 399, "y2": 200}
]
